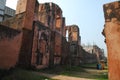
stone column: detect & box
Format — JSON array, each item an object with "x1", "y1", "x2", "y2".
[{"x1": 103, "y1": 1, "x2": 120, "y2": 80}]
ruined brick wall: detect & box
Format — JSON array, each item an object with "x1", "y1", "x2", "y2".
[
  {"x1": 31, "y1": 22, "x2": 50, "y2": 68},
  {"x1": 55, "y1": 6, "x2": 63, "y2": 33},
  {"x1": 38, "y1": 3, "x2": 65, "y2": 66},
  {"x1": 66, "y1": 25, "x2": 81, "y2": 65},
  {"x1": 67, "y1": 25, "x2": 80, "y2": 43},
  {"x1": 38, "y1": 3, "x2": 52, "y2": 27},
  {"x1": 1, "y1": 0, "x2": 39, "y2": 30},
  {"x1": 38, "y1": 3, "x2": 63, "y2": 33},
  {"x1": 16, "y1": 0, "x2": 36, "y2": 30},
  {"x1": 80, "y1": 47, "x2": 97, "y2": 64},
  {"x1": 18, "y1": 28, "x2": 33, "y2": 68},
  {"x1": 11, "y1": 0, "x2": 37, "y2": 68},
  {"x1": 103, "y1": 1, "x2": 120, "y2": 80},
  {"x1": 67, "y1": 25, "x2": 80, "y2": 54},
  {"x1": 0, "y1": 25, "x2": 22, "y2": 69},
  {"x1": 93, "y1": 45, "x2": 104, "y2": 62},
  {"x1": 62, "y1": 17, "x2": 66, "y2": 37},
  {"x1": 55, "y1": 32, "x2": 62, "y2": 56},
  {"x1": 0, "y1": 0, "x2": 37, "y2": 68},
  {"x1": 61, "y1": 37, "x2": 70, "y2": 65},
  {"x1": 54, "y1": 32, "x2": 62, "y2": 65},
  {"x1": 16, "y1": 0, "x2": 27, "y2": 14},
  {"x1": 0, "y1": 0, "x2": 81, "y2": 69},
  {"x1": 0, "y1": 13, "x2": 25, "y2": 30}
]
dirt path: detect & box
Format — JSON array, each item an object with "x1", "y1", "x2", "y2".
[{"x1": 34, "y1": 72, "x2": 94, "y2": 80}]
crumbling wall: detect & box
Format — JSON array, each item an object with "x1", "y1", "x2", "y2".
[
  {"x1": 0, "y1": 13, "x2": 25, "y2": 30},
  {"x1": 61, "y1": 36, "x2": 69, "y2": 65},
  {"x1": 66, "y1": 25, "x2": 81, "y2": 65},
  {"x1": 0, "y1": 0, "x2": 37, "y2": 69},
  {"x1": 17, "y1": 28, "x2": 33, "y2": 68},
  {"x1": 103, "y1": 1, "x2": 120, "y2": 80},
  {"x1": 0, "y1": 0, "x2": 81, "y2": 69},
  {"x1": 54, "y1": 32, "x2": 62, "y2": 65},
  {"x1": 38, "y1": 3, "x2": 63, "y2": 32},
  {"x1": 31, "y1": 22, "x2": 50, "y2": 68},
  {"x1": 0, "y1": 25, "x2": 22, "y2": 69},
  {"x1": 38, "y1": 3, "x2": 66, "y2": 66},
  {"x1": 67, "y1": 25, "x2": 80, "y2": 43},
  {"x1": 61, "y1": 17, "x2": 66, "y2": 37}
]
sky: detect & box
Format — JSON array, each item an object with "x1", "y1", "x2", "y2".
[{"x1": 6, "y1": 0, "x2": 118, "y2": 57}]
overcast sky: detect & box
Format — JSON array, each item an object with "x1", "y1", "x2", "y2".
[{"x1": 6, "y1": 0, "x2": 118, "y2": 56}]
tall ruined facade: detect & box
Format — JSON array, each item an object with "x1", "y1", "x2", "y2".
[
  {"x1": 0, "y1": 0, "x2": 81, "y2": 69},
  {"x1": 103, "y1": 1, "x2": 120, "y2": 80},
  {"x1": 37, "y1": 3, "x2": 65, "y2": 66}
]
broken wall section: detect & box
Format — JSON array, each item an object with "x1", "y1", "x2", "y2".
[
  {"x1": 38, "y1": 3, "x2": 64, "y2": 33},
  {"x1": 103, "y1": 1, "x2": 120, "y2": 80},
  {"x1": 31, "y1": 21, "x2": 51, "y2": 69},
  {"x1": 66, "y1": 25, "x2": 81, "y2": 65},
  {"x1": 0, "y1": 13, "x2": 25, "y2": 30}
]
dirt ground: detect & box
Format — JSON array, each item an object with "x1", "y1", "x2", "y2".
[
  {"x1": 34, "y1": 67, "x2": 108, "y2": 80},
  {"x1": 35, "y1": 72, "x2": 93, "y2": 80}
]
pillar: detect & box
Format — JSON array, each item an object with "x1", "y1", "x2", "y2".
[
  {"x1": 16, "y1": 0, "x2": 36, "y2": 68},
  {"x1": 103, "y1": 1, "x2": 120, "y2": 80}
]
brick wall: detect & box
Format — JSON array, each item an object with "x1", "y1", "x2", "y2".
[
  {"x1": 1, "y1": 13, "x2": 25, "y2": 30},
  {"x1": 31, "y1": 22, "x2": 51, "y2": 68},
  {"x1": 18, "y1": 28, "x2": 33, "y2": 68},
  {"x1": 103, "y1": 1, "x2": 120, "y2": 80},
  {"x1": 0, "y1": 25, "x2": 22, "y2": 69},
  {"x1": 54, "y1": 32, "x2": 62, "y2": 65}
]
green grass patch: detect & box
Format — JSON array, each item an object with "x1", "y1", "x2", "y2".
[
  {"x1": 95, "y1": 73, "x2": 108, "y2": 80},
  {"x1": 38, "y1": 65, "x2": 108, "y2": 80},
  {"x1": 81, "y1": 63, "x2": 97, "y2": 68},
  {"x1": 38, "y1": 66, "x2": 86, "y2": 74}
]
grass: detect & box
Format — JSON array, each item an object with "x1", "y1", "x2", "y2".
[
  {"x1": 81, "y1": 63, "x2": 108, "y2": 69},
  {"x1": 38, "y1": 64, "x2": 108, "y2": 80},
  {"x1": 81, "y1": 63, "x2": 97, "y2": 67},
  {"x1": 1, "y1": 64, "x2": 108, "y2": 80},
  {"x1": 96, "y1": 73, "x2": 108, "y2": 80},
  {"x1": 38, "y1": 65, "x2": 86, "y2": 74},
  {"x1": 81, "y1": 63, "x2": 108, "y2": 80},
  {"x1": 1, "y1": 68, "x2": 54, "y2": 80}
]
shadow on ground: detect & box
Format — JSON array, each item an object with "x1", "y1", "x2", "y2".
[{"x1": 37, "y1": 64, "x2": 108, "y2": 80}]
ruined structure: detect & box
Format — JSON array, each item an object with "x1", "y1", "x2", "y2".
[
  {"x1": 0, "y1": 0, "x2": 81, "y2": 69},
  {"x1": 66, "y1": 25, "x2": 81, "y2": 65},
  {"x1": 80, "y1": 47, "x2": 97, "y2": 64},
  {"x1": 82, "y1": 44, "x2": 105, "y2": 63},
  {"x1": 103, "y1": 1, "x2": 120, "y2": 80},
  {"x1": 0, "y1": 0, "x2": 36, "y2": 69}
]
